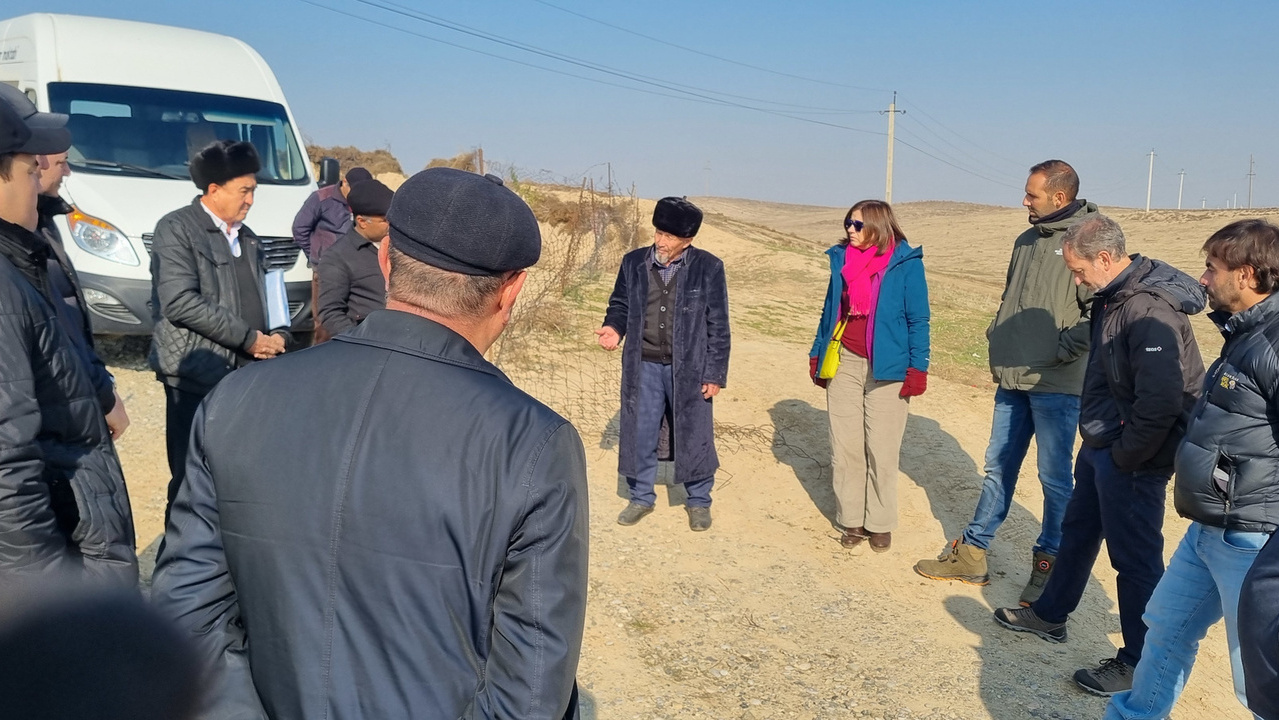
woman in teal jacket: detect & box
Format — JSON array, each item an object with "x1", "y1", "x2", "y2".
[{"x1": 808, "y1": 200, "x2": 930, "y2": 551}]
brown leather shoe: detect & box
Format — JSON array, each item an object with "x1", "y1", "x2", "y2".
[
  {"x1": 868, "y1": 531, "x2": 892, "y2": 553},
  {"x1": 840, "y1": 527, "x2": 869, "y2": 548}
]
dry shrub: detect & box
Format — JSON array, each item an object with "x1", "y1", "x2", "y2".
[
  {"x1": 306, "y1": 145, "x2": 404, "y2": 176},
  {"x1": 426, "y1": 151, "x2": 480, "y2": 173}
]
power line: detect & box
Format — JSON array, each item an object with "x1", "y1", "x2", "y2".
[
  {"x1": 355, "y1": 0, "x2": 879, "y2": 115},
  {"x1": 895, "y1": 95, "x2": 1027, "y2": 172},
  {"x1": 526, "y1": 0, "x2": 894, "y2": 94},
  {"x1": 895, "y1": 114, "x2": 1022, "y2": 181}
]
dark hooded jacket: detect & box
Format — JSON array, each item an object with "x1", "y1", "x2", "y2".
[
  {"x1": 1174, "y1": 292, "x2": 1279, "y2": 532},
  {"x1": 1078, "y1": 255, "x2": 1206, "y2": 473},
  {"x1": 151, "y1": 310, "x2": 588, "y2": 720},
  {"x1": 603, "y1": 246, "x2": 730, "y2": 484},
  {"x1": 0, "y1": 219, "x2": 136, "y2": 586}
]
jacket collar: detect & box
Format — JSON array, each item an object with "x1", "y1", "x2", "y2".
[
  {"x1": 826, "y1": 238, "x2": 922, "y2": 271},
  {"x1": 37, "y1": 194, "x2": 72, "y2": 218},
  {"x1": 1211, "y1": 292, "x2": 1279, "y2": 339},
  {"x1": 1035, "y1": 200, "x2": 1096, "y2": 237},
  {"x1": 335, "y1": 309, "x2": 509, "y2": 382}
]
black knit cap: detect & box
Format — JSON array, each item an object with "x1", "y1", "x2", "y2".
[
  {"x1": 653, "y1": 196, "x2": 702, "y2": 238},
  {"x1": 190, "y1": 140, "x2": 260, "y2": 192},
  {"x1": 387, "y1": 167, "x2": 541, "y2": 276},
  {"x1": 347, "y1": 179, "x2": 393, "y2": 217},
  {"x1": 0, "y1": 100, "x2": 32, "y2": 156}
]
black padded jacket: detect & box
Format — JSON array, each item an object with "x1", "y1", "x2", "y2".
[
  {"x1": 1174, "y1": 292, "x2": 1279, "y2": 532},
  {"x1": 1077, "y1": 256, "x2": 1206, "y2": 472},
  {"x1": 0, "y1": 220, "x2": 136, "y2": 585}
]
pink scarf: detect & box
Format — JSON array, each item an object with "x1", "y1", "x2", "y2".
[{"x1": 841, "y1": 242, "x2": 894, "y2": 317}]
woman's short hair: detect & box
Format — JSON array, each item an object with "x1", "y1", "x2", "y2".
[
  {"x1": 1202, "y1": 219, "x2": 1279, "y2": 294},
  {"x1": 843, "y1": 200, "x2": 904, "y2": 254}
]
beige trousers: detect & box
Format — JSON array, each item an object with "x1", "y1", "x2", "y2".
[{"x1": 826, "y1": 347, "x2": 910, "y2": 533}]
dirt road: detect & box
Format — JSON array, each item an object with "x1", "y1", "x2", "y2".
[{"x1": 109, "y1": 197, "x2": 1266, "y2": 719}]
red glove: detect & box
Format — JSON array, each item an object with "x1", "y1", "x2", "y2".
[
  {"x1": 900, "y1": 368, "x2": 927, "y2": 398},
  {"x1": 809, "y1": 356, "x2": 828, "y2": 389}
]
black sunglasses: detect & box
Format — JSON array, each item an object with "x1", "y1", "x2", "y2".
[{"x1": 844, "y1": 218, "x2": 864, "y2": 232}]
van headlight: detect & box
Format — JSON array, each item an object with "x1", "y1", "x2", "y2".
[{"x1": 68, "y1": 209, "x2": 140, "y2": 266}]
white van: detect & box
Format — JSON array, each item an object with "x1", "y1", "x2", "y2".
[{"x1": 0, "y1": 13, "x2": 315, "y2": 335}]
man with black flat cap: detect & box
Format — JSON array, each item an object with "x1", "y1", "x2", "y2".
[
  {"x1": 149, "y1": 139, "x2": 290, "y2": 516},
  {"x1": 315, "y1": 178, "x2": 392, "y2": 336},
  {"x1": 597, "y1": 196, "x2": 731, "y2": 531},
  {"x1": 153, "y1": 167, "x2": 589, "y2": 720},
  {"x1": 0, "y1": 90, "x2": 136, "y2": 583}
]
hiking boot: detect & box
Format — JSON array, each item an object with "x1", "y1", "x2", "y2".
[
  {"x1": 1073, "y1": 658, "x2": 1134, "y2": 697},
  {"x1": 914, "y1": 539, "x2": 989, "y2": 585},
  {"x1": 686, "y1": 506, "x2": 712, "y2": 532},
  {"x1": 617, "y1": 502, "x2": 654, "y2": 526},
  {"x1": 993, "y1": 606, "x2": 1067, "y2": 643},
  {"x1": 1019, "y1": 551, "x2": 1057, "y2": 607}
]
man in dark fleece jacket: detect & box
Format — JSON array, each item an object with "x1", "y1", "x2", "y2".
[{"x1": 992, "y1": 215, "x2": 1205, "y2": 698}]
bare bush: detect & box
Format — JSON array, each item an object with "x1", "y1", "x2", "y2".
[
  {"x1": 306, "y1": 144, "x2": 404, "y2": 176},
  {"x1": 425, "y1": 151, "x2": 481, "y2": 173}
]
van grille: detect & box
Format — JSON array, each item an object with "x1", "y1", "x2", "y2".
[{"x1": 141, "y1": 233, "x2": 301, "y2": 272}]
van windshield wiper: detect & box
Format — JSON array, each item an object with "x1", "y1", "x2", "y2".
[{"x1": 74, "y1": 159, "x2": 187, "y2": 180}]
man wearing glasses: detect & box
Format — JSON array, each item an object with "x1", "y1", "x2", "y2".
[{"x1": 916, "y1": 160, "x2": 1096, "y2": 606}]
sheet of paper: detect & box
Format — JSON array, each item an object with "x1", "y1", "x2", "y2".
[{"x1": 264, "y1": 269, "x2": 291, "y2": 331}]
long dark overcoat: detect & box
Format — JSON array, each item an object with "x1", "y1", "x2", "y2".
[{"x1": 603, "y1": 246, "x2": 730, "y2": 484}]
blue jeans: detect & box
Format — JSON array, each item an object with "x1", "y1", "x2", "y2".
[
  {"x1": 1032, "y1": 445, "x2": 1169, "y2": 667},
  {"x1": 961, "y1": 387, "x2": 1079, "y2": 556},
  {"x1": 1104, "y1": 522, "x2": 1268, "y2": 719},
  {"x1": 627, "y1": 361, "x2": 714, "y2": 508}
]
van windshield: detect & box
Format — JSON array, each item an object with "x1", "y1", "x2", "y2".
[{"x1": 47, "y1": 82, "x2": 310, "y2": 185}]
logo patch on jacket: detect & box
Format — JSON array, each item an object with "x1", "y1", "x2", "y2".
[{"x1": 1220, "y1": 372, "x2": 1239, "y2": 390}]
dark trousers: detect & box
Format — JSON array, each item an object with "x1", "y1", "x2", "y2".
[
  {"x1": 627, "y1": 361, "x2": 714, "y2": 508},
  {"x1": 1032, "y1": 444, "x2": 1169, "y2": 667},
  {"x1": 164, "y1": 386, "x2": 207, "y2": 521}
]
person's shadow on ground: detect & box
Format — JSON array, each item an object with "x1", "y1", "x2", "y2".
[{"x1": 769, "y1": 398, "x2": 1120, "y2": 719}]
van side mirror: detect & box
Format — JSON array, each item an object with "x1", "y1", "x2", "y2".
[{"x1": 318, "y1": 157, "x2": 340, "y2": 188}]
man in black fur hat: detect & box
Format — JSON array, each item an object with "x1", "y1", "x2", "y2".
[
  {"x1": 149, "y1": 139, "x2": 290, "y2": 516},
  {"x1": 597, "y1": 197, "x2": 731, "y2": 531}
]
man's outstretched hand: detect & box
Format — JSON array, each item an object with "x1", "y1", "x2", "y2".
[{"x1": 594, "y1": 326, "x2": 621, "y2": 351}]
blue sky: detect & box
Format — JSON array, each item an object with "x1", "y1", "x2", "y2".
[{"x1": 8, "y1": 0, "x2": 1278, "y2": 208}]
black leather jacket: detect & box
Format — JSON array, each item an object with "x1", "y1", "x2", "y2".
[
  {"x1": 0, "y1": 220, "x2": 136, "y2": 585},
  {"x1": 148, "y1": 198, "x2": 288, "y2": 394},
  {"x1": 152, "y1": 310, "x2": 588, "y2": 719},
  {"x1": 1175, "y1": 293, "x2": 1279, "y2": 532}
]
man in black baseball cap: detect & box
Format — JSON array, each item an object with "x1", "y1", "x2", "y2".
[
  {"x1": 154, "y1": 166, "x2": 588, "y2": 719},
  {"x1": 0, "y1": 83, "x2": 71, "y2": 156},
  {"x1": 315, "y1": 179, "x2": 394, "y2": 336},
  {"x1": 0, "y1": 93, "x2": 137, "y2": 583}
]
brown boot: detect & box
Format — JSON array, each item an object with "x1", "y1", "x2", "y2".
[
  {"x1": 840, "y1": 527, "x2": 868, "y2": 548},
  {"x1": 867, "y1": 531, "x2": 891, "y2": 553},
  {"x1": 914, "y1": 539, "x2": 990, "y2": 585}
]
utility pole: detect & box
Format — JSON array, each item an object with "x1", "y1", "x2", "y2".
[
  {"x1": 1202, "y1": 197, "x2": 1206, "y2": 209},
  {"x1": 476, "y1": 146, "x2": 484, "y2": 175},
  {"x1": 881, "y1": 91, "x2": 905, "y2": 203},
  {"x1": 1145, "y1": 149, "x2": 1156, "y2": 212},
  {"x1": 1248, "y1": 155, "x2": 1256, "y2": 209},
  {"x1": 1177, "y1": 169, "x2": 1185, "y2": 210}
]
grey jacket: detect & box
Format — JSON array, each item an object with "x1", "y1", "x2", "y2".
[
  {"x1": 1174, "y1": 293, "x2": 1279, "y2": 532},
  {"x1": 148, "y1": 198, "x2": 285, "y2": 395},
  {"x1": 987, "y1": 201, "x2": 1097, "y2": 394},
  {"x1": 0, "y1": 220, "x2": 136, "y2": 586},
  {"x1": 152, "y1": 310, "x2": 588, "y2": 720}
]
